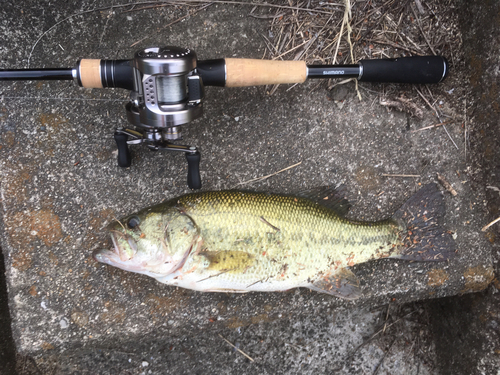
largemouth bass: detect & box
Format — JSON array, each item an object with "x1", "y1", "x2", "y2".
[{"x1": 94, "y1": 183, "x2": 456, "y2": 299}]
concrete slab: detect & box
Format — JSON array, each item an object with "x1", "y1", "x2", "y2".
[{"x1": 0, "y1": 0, "x2": 493, "y2": 365}]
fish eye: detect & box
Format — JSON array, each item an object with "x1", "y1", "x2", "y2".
[{"x1": 127, "y1": 216, "x2": 141, "y2": 229}]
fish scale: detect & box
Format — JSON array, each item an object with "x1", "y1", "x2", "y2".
[{"x1": 94, "y1": 184, "x2": 456, "y2": 299}]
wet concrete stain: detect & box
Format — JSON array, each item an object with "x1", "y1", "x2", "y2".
[
  {"x1": 226, "y1": 313, "x2": 274, "y2": 329},
  {"x1": 461, "y1": 265, "x2": 495, "y2": 293},
  {"x1": 6, "y1": 206, "x2": 63, "y2": 271},
  {"x1": 30, "y1": 209, "x2": 63, "y2": 247},
  {"x1": 427, "y1": 269, "x2": 449, "y2": 287},
  {"x1": 100, "y1": 301, "x2": 127, "y2": 324},
  {"x1": 145, "y1": 292, "x2": 188, "y2": 323},
  {"x1": 86, "y1": 208, "x2": 116, "y2": 250},
  {"x1": 11, "y1": 249, "x2": 33, "y2": 272},
  {"x1": 71, "y1": 310, "x2": 89, "y2": 328},
  {"x1": 354, "y1": 165, "x2": 381, "y2": 191},
  {"x1": 4, "y1": 165, "x2": 33, "y2": 205}
]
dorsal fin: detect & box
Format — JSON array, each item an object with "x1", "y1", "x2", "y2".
[{"x1": 297, "y1": 185, "x2": 351, "y2": 216}]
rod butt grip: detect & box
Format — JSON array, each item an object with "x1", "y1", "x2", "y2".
[{"x1": 359, "y1": 56, "x2": 448, "y2": 84}]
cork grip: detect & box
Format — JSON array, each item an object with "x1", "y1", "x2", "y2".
[
  {"x1": 79, "y1": 59, "x2": 103, "y2": 88},
  {"x1": 225, "y1": 58, "x2": 307, "y2": 87}
]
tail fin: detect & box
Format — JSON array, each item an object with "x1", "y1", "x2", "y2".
[{"x1": 391, "y1": 183, "x2": 456, "y2": 261}]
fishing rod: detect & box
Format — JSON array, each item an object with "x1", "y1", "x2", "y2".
[{"x1": 0, "y1": 46, "x2": 448, "y2": 189}]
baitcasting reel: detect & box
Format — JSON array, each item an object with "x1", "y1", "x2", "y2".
[
  {"x1": 0, "y1": 46, "x2": 448, "y2": 189},
  {"x1": 78, "y1": 46, "x2": 204, "y2": 189}
]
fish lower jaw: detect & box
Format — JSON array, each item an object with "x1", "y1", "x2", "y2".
[{"x1": 93, "y1": 249, "x2": 119, "y2": 266}]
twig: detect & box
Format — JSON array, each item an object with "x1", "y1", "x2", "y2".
[
  {"x1": 436, "y1": 173, "x2": 457, "y2": 196},
  {"x1": 380, "y1": 96, "x2": 423, "y2": 118},
  {"x1": 415, "y1": 88, "x2": 459, "y2": 149},
  {"x1": 343, "y1": 0, "x2": 362, "y2": 100},
  {"x1": 464, "y1": 98, "x2": 468, "y2": 160},
  {"x1": 342, "y1": 309, "x2": 417, "y2": 364},
  {"x1": 440, "y1": 124, "x2": 459, "y2": 150},
  {"x1": 482, "y1": 216, "x2": 500, "y2": 232},
  {"x1": 27, "y1": 1, "x2": 194, "y2": 65},
  {"x1": 273, "y1": 39, "x2": 310, "y2": 60},
  {"x1": 218, "y1": 334, "x2": 255, "y2": 362},
  {"x1": 368, "y1": 39, "x2": 423, "y2": 55},
  {"x1": 372, "y1": 310, "x2": 417, "y2": 340},
  {"x1": 414, "y1": 0, "x2": 425, "y2": 14},
  {"x1": 381, "y1": 174, "x2": 420, "y2": 178},
  {"x1": 382, "y1": 303, "x2": 390, "y2": 333},
  {"x1": 28, "y1": 0, "x2": 338, "y2": 66},
  {"x1": 411, "y1": 5, "x2": 436, "y2": 55},
  {"x1": 406, "y1": 338, "x2": 417, "y2": 359},
  {"x1": 332, "y1": 0, "x2": 348, "y2": 65},
  {"x1": 373, "y1": 337, "x2": 397, "y2": 375},
  {"x1": 411, "y1": 119, "x2": 454, "y2": 132},
  {"x1": 415, "y1": 87, "x2": 439, "y2": 117},
  {"x1": 236, "y1": 162, "x2": 302, "y2": 186},
  {"x1": 184, "y1": 0, "x2": 341, "y2": 15},
  {"x1": 28, "y1": 7, "x2": 106, "y2": 66}
]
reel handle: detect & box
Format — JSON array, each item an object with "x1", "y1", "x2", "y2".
[
  {"x1": 186, "y1": 151, "x2": 201, "y2": 190},
  {"x1": 114, "y1": 131, "x2": 132, "y2": 167}
]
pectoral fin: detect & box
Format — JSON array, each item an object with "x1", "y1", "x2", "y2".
[
  {"x1": 308, "y1": 268, "x2": 361, "y2": 300},
  {"x1": 201, "y1": 250, "x2": 255, "y2": 273}
]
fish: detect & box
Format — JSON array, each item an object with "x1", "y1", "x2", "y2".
[{"x1": 93, "y1": 183, "x2": 456, "y2": 300}]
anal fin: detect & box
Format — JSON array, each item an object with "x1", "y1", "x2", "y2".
[{"x1": 308, "y1": 268, "x2": 361, "y2": 300}]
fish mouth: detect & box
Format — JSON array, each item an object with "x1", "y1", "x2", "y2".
[
  {"x1": 93, "y1": 232, "x2": 147, "y2": 273},
  {"x1": 93, "y1": 248, "x2": 118, "y2": 266},
  {"x1": 93, "y1": 231, "x2": 134, "y2": 265}
]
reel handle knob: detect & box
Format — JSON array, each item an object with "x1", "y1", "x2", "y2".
[
  {"x1": 186, "y1": 151, "x2": 201, "y2": 190},
  {"x1": 114, "y1": 131, "x2": 132, "y2": 167}
]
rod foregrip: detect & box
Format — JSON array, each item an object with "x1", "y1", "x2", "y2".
[
  {"x1": 78, "y1": 59, "x2": 102, "y2": 88},
  {"x1": 359, "y1": 56, "x2": 448, "y2": 84},
  {"x1": 76, "y1": 59, "x2": 134, "y2": 90}
]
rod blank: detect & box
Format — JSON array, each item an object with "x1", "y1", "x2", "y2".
[{"x1": 0, "y1": 68, "x2": 74, "y2": 81}]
